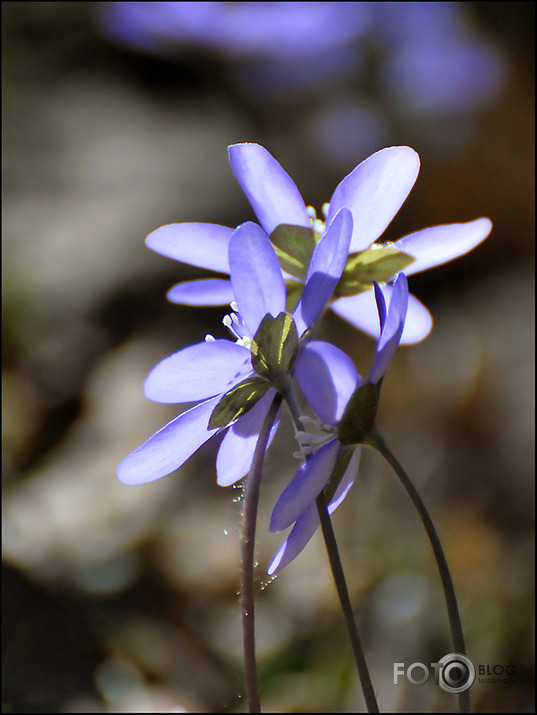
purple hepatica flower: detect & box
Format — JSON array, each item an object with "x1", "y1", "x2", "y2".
[
  {"x1": 118, "y1": 209, "x2": 352, "y2": 487},
  {"x1": 147, "y1": 142, "x2": 492, "y2": 344},
  {"x1": 268, "y1": 273, "x2": 409, "y2": 573}
]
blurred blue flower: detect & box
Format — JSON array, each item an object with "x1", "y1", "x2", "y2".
[
  {"x1": 268, "y1": 273, "x2": 409, "y2": 573},
  {"x1": 101, "y1": 1, "x2": 369, "y2": 90},
  {"x1": 148, "y1": 142, "x2": 492, "y2": 344},
  {"x1": 118, "y1": 209, "x2": 352, "y2": 486},
  {"x1": 100, "y1": 2, "x2": 506, "y2": 159}
]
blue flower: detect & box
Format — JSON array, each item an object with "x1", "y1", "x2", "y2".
[
  {"x1": 268, "y1": 273, "x2": 409, "y2": 573},
  {"x1": 118, "y1": 209, "x2": 352, "y2": 486},
  {"x1": 147, "y1": 142, "x2": 492, "y2": 344}
]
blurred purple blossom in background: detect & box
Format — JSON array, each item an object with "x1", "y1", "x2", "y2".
[{"x1": 100, "y1": 1, "x2": 507, "y2": 163}]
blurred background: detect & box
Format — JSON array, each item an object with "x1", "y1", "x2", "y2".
[{"x1": 2, "y1": 2, "x2": 534, "y2": 712}]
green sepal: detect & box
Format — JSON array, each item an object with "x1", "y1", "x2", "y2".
[
  {"x1": 251, "y1": 312, "x2": 299, "y2": 382},
  {"x1": 284, "y1": 280, "x2": 304, "y2": 314},
  {"x1": 338, "y1": 382, "x2": 379, "y2": 445},
  {"x1": 270, "y1": 224, "x2": 317, "y2": 281},
  {"x1": 335, "y1": 246, "x2": 414, "y2": 297},
  {"x1": 208, "y1": 376, "x2": 271, "y2": 429}
]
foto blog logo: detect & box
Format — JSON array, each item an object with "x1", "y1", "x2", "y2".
[{"x1": 393, "y1": 654, "x2": 476, "y2": 694}]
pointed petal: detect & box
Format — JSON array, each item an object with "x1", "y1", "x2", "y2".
[
  {"x1": 328, "y1": 446, "x2": 362, "y2": 512},
  {"x1": 270, "y1": 439, "x2": 339, "y2": 532},
  {"x1": 331, "y1": 288, "x2": 432, "y2": 345},
  {"x1": 146, "y1": 223, "x2": 233, "y2": 273},
  {"x1": 394, "y1": 218, "x2": 493, "y2": 276},
  {"x1": 144, "y1": 340, "x2": 251, "y2": 403},
  {"x1": 167, "y1": 279, "x2": 234, "y2": 306},
  {"x1": 369, "y1": 274, "x2": 409, "y2": 384},
  {"x1": 295, "y1": 341, "x2": 360, "y2": 426},
  {"x1": 327, "y1": 146, "x2": 420, "y2": 252},
  {"x1": 268, "y1": 503, "x2": 319, "y2": 574},
  {"x1": 229, "y1": 221, "x2": 286, "y2": 335},
  {"x1": 268, "y1": 446, "x2": 362, "y2": 573},
  {"x1": 373, "y1": 281, "x2": 387, "y2": 332},
  {"x1": 293, "y1": 208, "x2": 353, "y2": 335},
  {"x1": 228, "y1": 143, "x2": 311, "y2": 236},
  {"x1": 216, "y1": 389, "x2": 279, "y2": 486},
  {"x1": 117, "y1": 396, "x2": 221, "y2": 485}
]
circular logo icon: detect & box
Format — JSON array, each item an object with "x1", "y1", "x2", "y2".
[{"x1": 437, "y1": 653, "x2": 476, "y2": 694}]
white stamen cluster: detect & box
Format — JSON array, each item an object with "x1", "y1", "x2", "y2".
[
  {"x1": 307, "y1": 204, "x2": 329, "y2": 242},
  {"x1": 292, "y1": 414, "x2": 336, "y2": 459},
  {"x1": 222, "y1": 302, "x2": 253, "y2": 349}
]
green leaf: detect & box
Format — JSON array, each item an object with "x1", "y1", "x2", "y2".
[
  {"x1": 251, "y1": 312, "x2": 299, "y2": 382},
  {"x1": 335, "y1": 245, "x2": 414, "y2": 297},
  {"x1": 338, "y1": 382, "x2": 379, "y2": 445},
  {"x1": 270, "y1": 224, "x2": 317, "y2": 280},
  {"x1": 208, "y1": 377, "x2": 271, "y2": 429}
]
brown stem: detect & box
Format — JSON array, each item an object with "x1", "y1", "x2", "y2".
[{"x1": 241, "y1": 394, "x2": 282, "y2": 713}]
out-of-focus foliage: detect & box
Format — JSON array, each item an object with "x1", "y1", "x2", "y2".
[{"x1": 2, "y1": 2, "x2": 534, "y2": 712}]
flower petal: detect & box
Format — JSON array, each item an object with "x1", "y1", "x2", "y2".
[
  {"x1": 293, "y1": 208, "x2": 353, "y2": 335},
  {"x1": 369, "y1": 274, "x2": 409, "y2": 384},
  {"x1": 228, "y1": 143, "x2": 311, "y2": 236},
  {"x1": 295, "y1": 341, "x2": 360, "y2": 425},
  {"x1": 167, "y1": 279, "x2": 234, "y2": 306},
  {"x1": 228, "y1": 221, "x2": 286, "y2": 335},
  {"x1": 331, "y1": 288, "x2": 432, "y2": 345},
  {"x1": 267, "y1": 503, "x2": 318, "y2": 574},
  {"x1": 394, "y1": 218, "x2": 493, "y2": 276},
  {"x1": 146, "y1": 223, "x2": 232, "y2": 273},
  {"x1": 373, "y1": 282, "x2": 387, "y2": 332},
  {"x1": 267, "y1": 446, "x2": 362, "y2": 573},
  {"x1": 327, "y1": 146, "x2": 420, "y2": 252},
  {"x1": 144, "y1": 340, "x2": 251, "y2": 403},
  {"x1": 328, "y1": 446, "x2": 362, "y2": 512},
  {"x1": 216, "y1": 389, "x2": 279, "y2": 486},
  {"x1": 270, "y1": 439, "x2": 339, "y2": 532},
  {"x1": 117, "y1": 395, "x2": 221, "y2": 485}
]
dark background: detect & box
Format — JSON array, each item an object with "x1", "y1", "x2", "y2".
[{"x1": 2, "y1": 2, "x2": 534, "y2": 712}]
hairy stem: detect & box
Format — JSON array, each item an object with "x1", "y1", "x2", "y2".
[
  {"x1": 281, "y1": 377, "x2": 379, "y2": 712},
  {"x1": 316, "y1": 491, "x2": 380, "y2": 713},
  {"x1": 241, "y1": 393, "x2": 282, "y2": 713},
  {"x1": 370, "y1": 430, "x2": 469, "y2": 714}
]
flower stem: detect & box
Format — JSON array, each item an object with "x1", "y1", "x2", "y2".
[
  {"x1": 281, "y1": 377, "x2": 379, "y2": 712},
  {"x1": 369, "y1": 429, "x2": 469, "y2": 714},
  {"x1": 241, "y1": 393, "x2": 282, "y2": 714},
  {"x1": 316, "y1": 491, "x2": 380, "y2": 713}
]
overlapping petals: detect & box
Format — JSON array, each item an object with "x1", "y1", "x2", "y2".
[
  {"x1": 119, "y1": 210, "x2": 350, "y2": 489},
  {"x1": 118, "y1": 222, "x2": 288, "y2": 487},
  {"x1": 268, "y1": 274, "x2": 409, "y2": 571},
  {"x1": 293, "y1": 207, "x2": 353, "y2": 335},
  {"x1": 268, "y1": 446, "x2": 362, "y2": 574},
  {"x1": 145, "y1": 142, "x2": 492, "y2": 346},
  {"x1": 229, "y1": 221, "x2": 286, "y2": 335}
]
